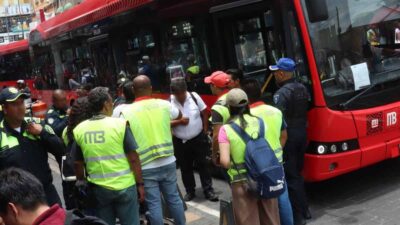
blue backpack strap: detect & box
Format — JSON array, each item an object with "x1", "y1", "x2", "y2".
[
  {"x1": 229, "y1": 122, "x2": 252, "y2": 143},
  {"x1": 257, "y1": 118, "x2": 265, "y2": 138}
]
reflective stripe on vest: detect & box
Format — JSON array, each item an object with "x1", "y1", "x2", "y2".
[
  {"x1": 122, "y1": 99, "x2": 174, "y2": 166},
  {"x1": 250, "y1": 104, "x2": 283, "y2": 163},
  {"x1": 211, "y1": 93, "x2": 230, "y2": 124},
  {"x1": 89, "y1": 169, "x2": 131, "y2": 179},
  {"x1": 224, "y1": 115, "x2": 262, "y2": 182},
  {"x1": 73, "y1": 117, "x2": 135, "y2": 190}
]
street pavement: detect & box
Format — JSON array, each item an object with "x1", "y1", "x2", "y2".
[{"x1": 49, "y1": 156, "x2": 400, "y2": 225}]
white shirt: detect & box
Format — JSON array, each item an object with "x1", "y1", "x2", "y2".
[
  {"x1": 121, "y1": 99, "x2": 180, "y2": 170},
  {"x1": 112, "y1": 103, "x2": 130, "y2": 118},
  {"x1": 171, "y1": 92, "x2": 206, "y2": 141}
]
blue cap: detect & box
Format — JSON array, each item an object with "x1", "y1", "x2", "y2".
[
  {"x1": 269, "y1": 58, "x2": 296, "y2": 72},
  {"x1": 0, "y1": 87, "x2": 29, "y2": 104}
]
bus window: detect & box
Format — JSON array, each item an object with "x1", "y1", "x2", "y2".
[
  {"x1": 234, "y1": 17, "x2": 267, "y2": 74},
  {"x1": 162, "y1": 19, "x2": 209, "y2": 92},
  {"x1": 303, "y1": 0, "x2": 400, "y2": 109}
]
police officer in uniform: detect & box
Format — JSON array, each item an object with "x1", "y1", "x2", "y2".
[
  {"x1": 270, "y1": 58, "x2": 310, "y2": 225},
  {"x1": 0, "y1": 87, "x2": 64, "y2": 206},
  {"x1": 45, "y1": 89, "x2": 69, "y2": 137}
]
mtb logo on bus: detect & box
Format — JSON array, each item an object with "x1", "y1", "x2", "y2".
[{"x1": 387, "y1": 112, "x2": 397, "y2": 127}]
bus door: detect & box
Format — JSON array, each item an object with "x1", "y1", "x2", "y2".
[
  {"x1": 88, "y1": 34, "x2": 116, "y2": 87},
  {"x1": 210, "y1": 0, "x2": 285, "y2": 92}
]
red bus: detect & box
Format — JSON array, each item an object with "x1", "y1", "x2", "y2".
[{"x1": 25, "y1": 0, "x2": 400, "y2": 181}]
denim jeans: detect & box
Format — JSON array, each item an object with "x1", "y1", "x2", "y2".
[
  {"x1": 278, "y1": 185, "x2": 294, "y2": 225},
  {"x1": 142, "y1": 162, "x2": 186, "y2": 225},
  {"x1": 92, "y1": 185, "x2": 140, "y2": 225}
]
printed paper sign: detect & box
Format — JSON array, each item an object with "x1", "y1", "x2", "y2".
[{"x1": 351, "y1": 62, "x2": 371, "y2": 91}]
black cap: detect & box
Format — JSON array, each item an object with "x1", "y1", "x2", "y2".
[{"x1": 0, "y1": 87, "x2": 29, "y2": 104}]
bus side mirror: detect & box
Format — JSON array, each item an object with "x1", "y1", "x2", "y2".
[{"x1": 305, "y1": 0, "x2": 329, "y2": 23}]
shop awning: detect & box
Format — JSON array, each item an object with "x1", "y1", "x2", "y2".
[
  {"x1": 0, "y1": 40, "x2": 29, "y2": 56},
  {"x1": 30, "y1": 0, "x2": 152, "y2": 43}
]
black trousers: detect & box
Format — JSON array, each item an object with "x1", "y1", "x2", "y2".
[
  {"x1": 62, "y1": 181, "x2": 77, "y2": 210},
  {"x1": 173, "y1": 132, "x2": 213, "y2": 194},
  {"x1": 44, "y1": 183, "x2": 62, "y2": 206},
  {"x1": 283, "y1": 127, "x2": 309, "y2": 223}
]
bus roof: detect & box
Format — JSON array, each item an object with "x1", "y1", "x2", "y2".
[
  {"x1": 0, "y1": 40, "x2": 29, "y2": 56},
  {"x1": 30, "y1": 0, "x2": 152, "y2": 42}
]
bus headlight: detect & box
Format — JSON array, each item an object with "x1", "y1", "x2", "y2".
[
  {"x1": 342, "y1": 142, "x2": 348, "y2": 151},
  {"x1": 317, "y1": 145, "x2": 327, "y2": 154},
  {"x1": 330, "y1": 144, "x2": 337, "y2": 153},
  {"x1": 308, "y1": 139, "x2": 359, "y2": 155}
]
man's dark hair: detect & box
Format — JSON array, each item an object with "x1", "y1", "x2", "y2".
[
  {"x1": 0, "y1": 168, "x2": 47, "y2": 214},
  {"x1": 226, "y1": 69, "x2": 244, "y2": 82},
  {"x1": 67, "y1": 97, "x2": 92, "y2": 143},
  {"x1": 122, "y1": 81, "x2": 135, "y2": 102},
  {"x1": 241, "y1": 79, "x2": 261, "y2": 102},
  {"x1": 88, "y1": 87, "x2": 110, "y2": 114}
]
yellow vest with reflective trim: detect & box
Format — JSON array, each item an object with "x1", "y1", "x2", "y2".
[
  {"x1": 211, "y1": 93, "x2": 230, "y2": 124},
  {"x1": 223, "y1": 115, "x2": 266, "y2": 183},
  {"x1": 187, "y1": 65, "x2": 200, "y2": 75},
  {"x1": 250, "y1": 104, "x2": 283, "y2": 163},
  {"x1": 0, "y1": 118, "x2": 50, "y2": 149},
  {"x1": 61, "y1": 127, "x2": 68, "y2": 146},
  {"x1": 122, "y1": 99, "x2": 174, "y2": 166},
  {"x1": 73, "y1": 116, "x2": 135, "y2": 190}
]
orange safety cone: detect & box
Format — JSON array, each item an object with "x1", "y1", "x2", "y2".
[{"x1": 31, "y1": 101, "x2": 48, "y2": 119}]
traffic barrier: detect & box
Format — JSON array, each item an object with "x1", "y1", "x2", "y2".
[{"x1": 31, "y1": 101, "x2": 47, "y2": 119}]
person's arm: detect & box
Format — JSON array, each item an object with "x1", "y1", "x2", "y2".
[
  {"x1": 280, "y1": 130, "x2": 288, "y2": 148},
  {"x1": 71, "y1": 141, "x2": 85, "y2": 181},
  {"x1": 27, "y1": 123, "x2": 65, "y2": 163},
  {"x1": 212, "y1": 124, "x2": 222, "y2": 165},
  {"x1": 171, "y1": 117, "x2": 188, "y2": 127},
  {"x1": 169, "y1": 102, "x2": 182, "y2": 120},
  {"x1": 280, "y1": 119, "x2": 288, "y2": 147},
  {"x1": 218, "y1": 126, "x2": 231, "y2": 169},
  {"x1": 273, "y1": 92, "x2": 288, "y2": 115},
  {"x1": 123, "y1": 126, "x2": 145, "y2": 202},
  {"x1": 46, "y1": 114, "x2": 68, "y2": 137},
  {"x1": 211, "y1": 110, "x2": 224, "y2": 165},
  {"x1": 201, "y1": 109, "x2": 209, "y2": 133},
  {"x1": 193, "y1": 93, "x2": 209, "y2": 133}
]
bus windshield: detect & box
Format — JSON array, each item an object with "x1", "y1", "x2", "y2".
[
  {"x1": 0, "y1": 51, "x2": 31, "y2": 81},
  {"x1": 303, "y1": 0, "x2": 400, "y2": 109}
]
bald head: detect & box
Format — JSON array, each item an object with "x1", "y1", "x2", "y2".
[
  {"x1": 52, "y1": 89, "x2": 67, "y2": 110},
  {"x1": 133, "y1": 75, "x2": 152, "y2": 97}
]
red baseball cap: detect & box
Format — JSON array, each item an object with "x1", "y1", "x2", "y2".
[{"x1": 204, "y1": 71, "x2": 231, "y2": 88}]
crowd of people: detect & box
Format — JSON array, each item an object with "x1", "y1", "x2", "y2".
[{"x1": 0, "y1": 57, "x2": 311, "y2": 225}]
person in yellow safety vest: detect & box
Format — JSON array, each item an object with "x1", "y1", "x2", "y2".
[
  {"x1": 72, "y1": 87, "x2": 144, "y2": 225},
  {"x1": 204, "y1": 71, "x2": 231, "y2": 166},
  {"x1": 242, "y1": 79, "x2": 294, "y2": 225},
  {"x1": 121, "y1": 75, "x2": 186, "y2": 225},
  {"x1": 61, "y1": 97, "x2": 93, "y2": 210},
  {"x1": 218, "y1": 88, "x2": 280, "y2": 225}
]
